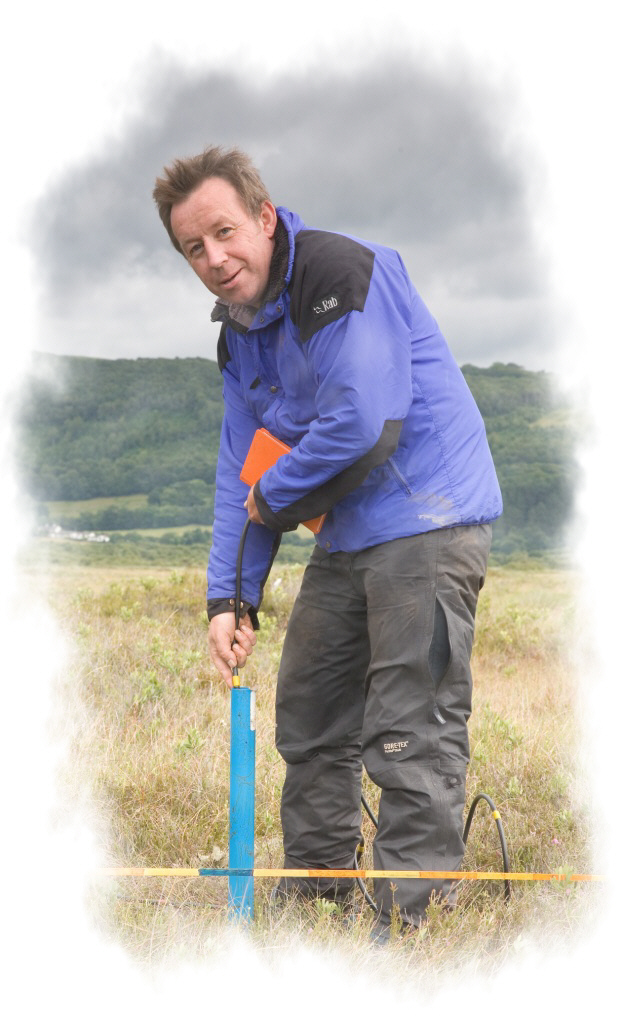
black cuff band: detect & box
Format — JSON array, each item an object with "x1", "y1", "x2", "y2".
[{"x1": 206, "y1": 598, "x2": 260, "y2": 630}]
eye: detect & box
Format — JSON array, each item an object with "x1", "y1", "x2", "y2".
[
  {"x1": 187, "y1": 242, "x2": 204, "y2": 259},
  {"x1": 218, "y1": 226, "x2": 234, "y2": 238}
]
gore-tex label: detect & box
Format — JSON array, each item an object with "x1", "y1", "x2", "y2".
[
  {"x1": 383, "y1": 740, "x2": 408, "y2": 754},
  {"x1": 311, "y1": 294, "x2": 339, "y2": 316}
]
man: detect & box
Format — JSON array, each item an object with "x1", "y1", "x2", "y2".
[{"x1": 153, "y1": 146, "x2": 503, "y2": 942}]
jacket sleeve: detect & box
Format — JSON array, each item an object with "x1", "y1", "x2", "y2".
[
  {"x1": 206, "y1": 353, "x2": 281, "y2": 621},
  {"x1": 253, "y1": 256, "x2": 415, "y2": 531}
]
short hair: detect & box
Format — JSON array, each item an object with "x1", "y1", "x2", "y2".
[{"x1": 153, "y1": 145, "x2": 271, "y2": 254}]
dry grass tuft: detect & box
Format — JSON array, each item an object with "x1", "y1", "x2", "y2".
[{"x1": 36, "y1": 560, "x2": 599, "y2": 979}]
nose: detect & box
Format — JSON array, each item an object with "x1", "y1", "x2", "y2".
[{"x1": 203, "y1": 238, "x2": 228, "y2": 268}]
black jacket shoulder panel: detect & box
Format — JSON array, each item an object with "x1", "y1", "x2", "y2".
[
  {"x1": 217, "y1": 323, "x2": 231, "y2": 373},
  {"x1": 288, "y1": 229, "x2": 375, "y2": 342}
]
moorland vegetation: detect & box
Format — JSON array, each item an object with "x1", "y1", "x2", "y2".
[
  {"x1": 14, "y1": 354, "x2": 597, "y2": 974},
  {"x1": 39, "y1": 561, "x2": 595, "y2": 974}
]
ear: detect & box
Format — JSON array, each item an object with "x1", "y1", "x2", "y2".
[{"x1": 259, "y1": 200, "x2": 278, "y2": 238}]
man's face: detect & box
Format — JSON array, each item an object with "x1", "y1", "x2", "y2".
[{"x1": 170, "y1": 177, "x2": 277, "y2": 308}]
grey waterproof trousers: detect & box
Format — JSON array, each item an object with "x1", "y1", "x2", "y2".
[{"x1": 275, "y1": 524, "x2": 491, "y2": 928}]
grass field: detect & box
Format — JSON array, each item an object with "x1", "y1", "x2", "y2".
[
  {"x1": 21, "y1": 527, "x2": 316, "y2": 569},
  {"x1": 33, "y1": 555, "x2": 600, "y2": 981},
  {"x1": 45, "y1": 493, "x2": 150, "y2": 517}
]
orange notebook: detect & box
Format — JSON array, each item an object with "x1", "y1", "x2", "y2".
[{"x1": 240, "y1": 428, "x2": 326, "y2": 534}]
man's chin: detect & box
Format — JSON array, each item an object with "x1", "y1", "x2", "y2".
[
  {"x1": 218, "y1": 287, "x2": 262, "y2": 309},
  {"x1": 210, "y1": 269, "x2": 267, "y2": 308}
]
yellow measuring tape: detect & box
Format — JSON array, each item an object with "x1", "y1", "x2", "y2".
[{"x1": 97, "y1": 867, "x2": 604, "y2": 882}]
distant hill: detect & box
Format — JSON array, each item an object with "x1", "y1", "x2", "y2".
[
  {"x1": 461, "y1": 362, "x2": 576, "y2": 557},
  {"x1": 16, "y1": 354, "x2": 576, "y2": 559}
]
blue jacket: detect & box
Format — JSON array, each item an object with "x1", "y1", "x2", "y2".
[{"x1": 206, "y1": 208, "x2": 502, "y2": 621}]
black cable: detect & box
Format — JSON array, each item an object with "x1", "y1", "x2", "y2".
[
  {"x1": 360, "y1": 793, "x2": 378, "y2": 829},
  {"x1": 354, "y1": 842, "x2": 377, "y2": 911},
  {"x1": 357, "y1": 795, "x2": 379, "y2": 912},
  {"x1": 356, "y1": 788, "x2": 511, "y2": 914},
  {"x1": 231, "y1": 518, "x2": 252, "y2": 686},
  {"x1": 235, "y1": 518, "x2": 252, "y2": 632},
  {"x1": 462, "y1": 792, "x2": 511, "y2": 903}
]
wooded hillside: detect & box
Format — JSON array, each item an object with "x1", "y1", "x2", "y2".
[{"x1": 16, "y1": 354, "x2": 576, "y2": 559}]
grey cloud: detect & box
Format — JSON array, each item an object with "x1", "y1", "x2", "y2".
[{"x1": 33, "y1": 54, "x2": 551, "y2": 366}]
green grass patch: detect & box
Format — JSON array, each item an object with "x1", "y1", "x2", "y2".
[
  {"x1": 20, "y1": 525, "x2": 316, "y2": 569},
  {"x1": 45, "y1": 493, "x2": 150, "y2": 517},
  {"x1": 20, "y1": 538, "x2": 210, "y2": 568},
  {"x1": 107, "y1": 524, "x2": 212, "y2": 538}
]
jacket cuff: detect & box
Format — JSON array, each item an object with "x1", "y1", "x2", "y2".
[
  {"x1": 206, "y1": 598, "x2": 260, "y2": 630},
  {"x1": 253, "y1": 481, "x2": 298, "y2": 532}
]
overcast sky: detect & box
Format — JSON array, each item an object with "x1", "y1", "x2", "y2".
[
  {"x1": 32, "y1": 54, "x2": 551, "y2": 369},
  {"x1": 3, "y1": 1, "x2": 624, "y2": 1016}
]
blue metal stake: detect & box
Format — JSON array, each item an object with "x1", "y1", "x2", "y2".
[{"x1": 228, "y1": 684, "x2": 256, "y2": 920}]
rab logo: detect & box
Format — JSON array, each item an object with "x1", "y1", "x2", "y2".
[
  {"x1": 312, "y1": 294, "x2": 339, "y2": 316},
  {"x1": 383, "y1": 741, "x2": 408, "y2": 754}
]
